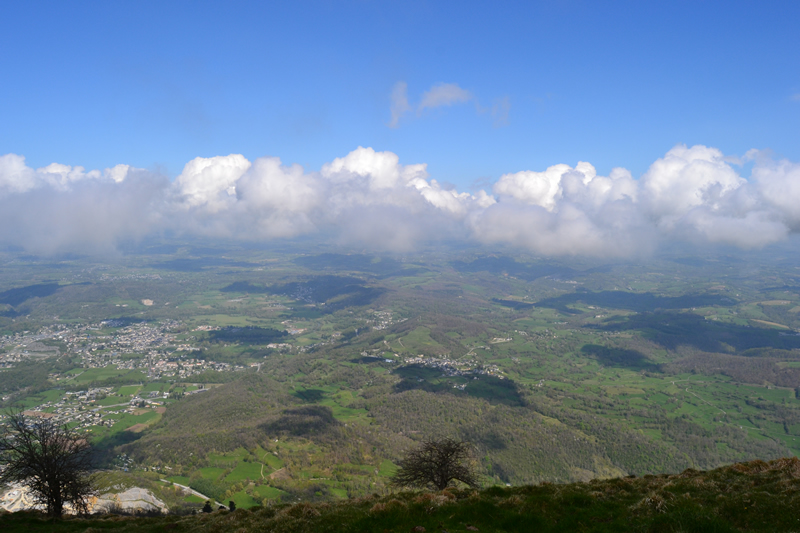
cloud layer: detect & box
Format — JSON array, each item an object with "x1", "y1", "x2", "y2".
[{"x1": 2, "y1": 145, "x2": 800, "y2": 256}]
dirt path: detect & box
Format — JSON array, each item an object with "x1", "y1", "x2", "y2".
[
  {"x1": 260, "y1": 451, "x2": 273, "y2": 480},
  {"x1": 160, "y1": 480, "x2": 225, "y2": 508}
]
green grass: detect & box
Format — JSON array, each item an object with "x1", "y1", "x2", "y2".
[
  {"x1": 228, "y1": 490, "x2": 260, "y2": 509},
  {"x1": 91, "y1": 410, "x2": 160, "y2": 439},
  {"x1": 186, "y1": 314, "x2": 263, "y2": 327},
  {"x1": 65, "y1": 365, "x2": 131, "y2": 384},
  {"x1": 259, "y1": 452, "x2": 284, "y2": 470},
  {"x1": 208, "y1": 447, "x2": 251, "y2": 464},
  {"x1": 93, "y1": 395, "x2": 128, "y2": 406},
  {"x1": 13, "y1": 389, "x2": 64, "y2": 408},
  {"x1": 252, "y1": 485, "x2": 287, "y2": 500},
  {"x1": 400, "y1": 326, "x2": 443, "y2": 351},
  {"x1": 328, "y1": 487, "x2": 348, "y2": 498},
  {"x1": 197, "y1": 467, "x2": 227, "y2": 480},
  {"x1": 378, "y1": 459, "x2": 396, "y2": 477},
  {"x1": 141, "y1": 381, "x2": 169, "y2": 393},
  {"x1": 224, "y1": 461, "x2": 263, "y2": 483}
]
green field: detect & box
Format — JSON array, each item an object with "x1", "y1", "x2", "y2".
[
  {"x1": 224, "y1": 461, "x2": 264, "y2": 483},
  {"x1": 65, "y1": 365, "x2": 131, "y2": 384},
  {"x1": 3, "y1": 246, "x2": 800, "y2": 504}
]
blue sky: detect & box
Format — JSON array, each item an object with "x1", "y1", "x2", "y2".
[
  {"x1": 2, "y1": 0, "x2": 798, "y2": 185},
  {"x1": 2, "y1": 1, "x2": 800, "y2": 257}
]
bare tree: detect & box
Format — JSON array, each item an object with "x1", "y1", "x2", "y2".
[
  {"x1": 0, "y1": 411, "x2": 95, "y2": 517},
  {"x1": 391, "y1": 437, "x2": 479, "y2": 491}
]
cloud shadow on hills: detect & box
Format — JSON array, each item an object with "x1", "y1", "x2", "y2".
[
  {"x1": 293, "y1": 253, "x2": 427, "y2": 279},
  {"x1": 207, "y1": 326, "x2": 288, "y2": 345},
  {"x1": 221, "y1": 276, "x2": 386, "y2": 313},
  {"x1": 262, "y1": 405, "x2": 340, "y2": 436},
  {"x1": 292, "y1": 389, "x2": 325, "y2": 402},
  {"x1": 493, "y1": 298, "x2": 535, "y2": 310},
  {"x1": 580, "y1": 344, "x2": 660, "y2": 371},
  {"x1": 392, "y1": 364, "x2": 526, "y2": 407},
  {"x1": 593, "y1": 312, "x2": 800, "y2": 354},
  {"x1": 535, "y1": 290, "x2": 734, "y2": 315},
  {"x1": 0, "y1": 282, "x2": 62, "y2": 307}
]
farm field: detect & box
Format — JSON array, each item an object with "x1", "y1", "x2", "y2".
[{"x1": 2, "y1": 243, "x2": 800, "y2": 507}]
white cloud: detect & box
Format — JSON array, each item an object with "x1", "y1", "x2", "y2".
[
  {"x1": 418, "y1": 83, "x2": 473, "y2": 112},
  {"x1": 4, "y1": 144, "x2": 800, "y2": 256},
  {"x1": 752, "y1": 156, "x2": 800, "y2": 227},
  {"x1": 491, "y1": 96, "x2": 511, "y2": 127},
  {"x1": 0, "y1": 154, "x2": 38, "y2": 194},
  {"x1": 0, "y1": 154, "x2": 135, "y2": 196},
  {"x1": 475, "y1": 162, "x2": 648, "y2": 256},
  {"x1": 470, "y1": 200, "x2": 655, "y2": 257},
  {"x1": 388, "y1": 82, "x2": 411, "y2": 128},
  {"x1": 671, "y1": 209, "x2": 788, "y2": 248},
  {"x1": 641, "y1": 144, "x2": 745, "y2": 219},
  {"x1": 321, "y1": 146, "x2": 427, "y2": 190},
  {"x1": 317, "y1": 147, "x2": 491, "y2": 250},
  {"x1": 493, "y1": 164, "x2": 572, "y2": 211},
  {"x1": 388, "y1": 82, "x2": 507, "y2": 127},
  {"x1": 234, "y1": 156, "x2": 321, "y2": 239},
  {"x1": 174, "y1": 154, "x2": 251, "y2": 213},
  {"x1": 0, "y1": 166, "x2": 165, "y2": 254}
]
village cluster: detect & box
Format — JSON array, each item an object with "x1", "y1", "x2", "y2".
[
  {"x1": 360, "y1": 347, "x2": 506, "y2": 382},
  {"x1": 17, "y1": 386, "x2": 170, "y2": 431},
  {"x1": 0, "y1": 319, "x2": 253, "y2": 387}
]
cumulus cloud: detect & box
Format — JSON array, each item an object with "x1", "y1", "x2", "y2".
[
  {"x1": 160, "y1": 146, "x2": 492, "y2": 251},
  {"x1": 469, "y1": 144, "x2": 800, "y2": 255},
  {"x1": 751, "y1": 156, "x2": 800, "y2": 227},
  {"x1": 3, "y1": 144, "x2": 800, "y2": 256},
  {"x1": 473, "y1": 161, "x2": 649, "y2": 256},
  {"x1": 640, "y1": 144, "x2": 745, "y2": 219},
  {"x1": 0, "y1": 154, "x2": 37, "y2": 195},
  {"x1": 173, "y1": 154, "x2": 251, "y2": 213},
  {"x1": 0, "y1": 154, "x2": 133, "y2": 196}
]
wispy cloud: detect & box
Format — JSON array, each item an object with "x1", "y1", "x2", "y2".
[
  {"x1": 417, "y1": 83, "x2": 473, "y2": 113},
  {"x1": 388, "y1": 81, "x2": 508, "y2": 127},
  {"x1": 491, "y1": 96, "x2": 511, "y2": 127},
  {"x1": 388, "y1": 82, "x2": 411, "y2": 129}
]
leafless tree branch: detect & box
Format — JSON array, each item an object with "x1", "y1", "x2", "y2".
[{"x1": 0, "y1": 410, "x2": 95, "y2": 517}]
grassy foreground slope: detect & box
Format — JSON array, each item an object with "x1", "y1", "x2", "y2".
[{"x1": 4, "y1": 457, "x2": 800, "y2": 532}]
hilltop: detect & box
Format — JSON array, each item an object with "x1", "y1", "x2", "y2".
[{"x1": 2, "y1": 457, "x2": 800, "y2": 532}]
